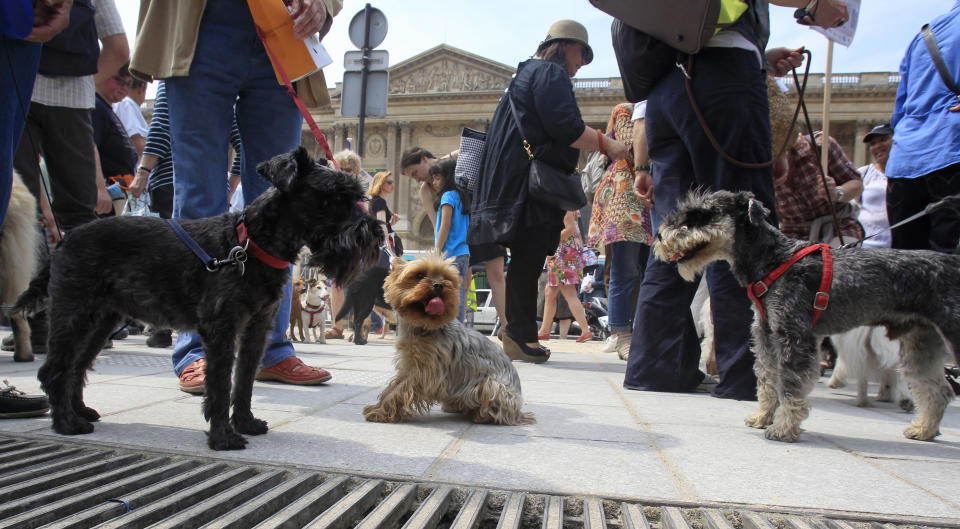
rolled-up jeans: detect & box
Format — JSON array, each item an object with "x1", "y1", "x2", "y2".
[
  {"x1": 165, "y1": 0, "x2": 302, "y2": 375},
  {"x1": 606, "y1": 240, "x2": 649, "y2": 334}
]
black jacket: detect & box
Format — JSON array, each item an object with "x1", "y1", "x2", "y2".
[{"x1": 468, "y1": 59, "x2": 585, "y2": 250}]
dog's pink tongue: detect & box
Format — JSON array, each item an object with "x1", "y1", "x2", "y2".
[{"x1": 425, "y1": 296, "x2": 445, "y2": 316}]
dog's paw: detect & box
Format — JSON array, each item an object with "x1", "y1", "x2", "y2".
[
  {"x1": 898, "y1": 398, "x2": 915, "y2": 413},
  {"x1": 764, "y1": 423, "x2": 802, "y2": 442},
  {"x1": 903, "y1": 422, "x2": 939, "y2": 441},
  {"x1": 208, "y1": 429, "x2": 248, "y2": 450},
  {"x1": 362, "y1": 405, "x2": 399, "y2": 423},
  {"x1": 76, "y1": 406, "x2": 101, "y2": 422},
  {"x1": 52, "y1": 416, "x2": 94, "y2": 435},
  {"x1": 744, "y1": 411, "x2": 772, "y2": 429},
  {"x1": 233, "y1": 416, "x2": 268, "y2": 436}
]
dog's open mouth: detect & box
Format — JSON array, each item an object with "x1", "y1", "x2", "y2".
[{"x1": 670, "y1": 241, "x2": 708, "y2": 263}]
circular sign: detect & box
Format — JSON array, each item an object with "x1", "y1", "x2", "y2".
[{"x1": 348, "y1": 6, "x2": 388, "y2": 49}]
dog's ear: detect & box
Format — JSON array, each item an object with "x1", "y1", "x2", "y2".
[
  {"x1": 257, "y1": 147, "x2": 315, "y2": 193},
  {"x1": 746, "y1": 196, "x2": 769, "y2": 226}
]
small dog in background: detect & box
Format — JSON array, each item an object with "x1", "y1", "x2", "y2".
[
  {"x1": 363, "y1": 252, "x2": 534, "y2": 425},
  {"x1": 287, "y1": 278, "x2": 308, "y2": 342},
  {"x1": 301, "y1": 277, "x2": 329, "y2": 343},
  {"x1": 828, "y1": 326, "x2": 914, "y2": 411},
  {"x1": 1, "y1": 171, "x2": 41, "y2": 362},
  {"x1": 336, "y1": 265, "x2": 391, "y2": 345},
  {"x1": 372, "y1": 304, "x2": 398, "y2": 339}
]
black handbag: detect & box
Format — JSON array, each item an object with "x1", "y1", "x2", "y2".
[{"x1": 505, "y1": 90, "x2": 587, "y2": 212}]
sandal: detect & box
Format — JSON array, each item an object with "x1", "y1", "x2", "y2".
[
  {"x1": 324, "y1": 327, "x2": 344, "y2": 339},
  {"x1": 501, "y1": 335, "x2": 550, "y2": 364},
  {"x1": 537, "y1": 332, "x2": 550, "y2": 341}
]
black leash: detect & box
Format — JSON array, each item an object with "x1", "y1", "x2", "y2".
[{"x1": 165, "y1": 219, "x2": 248, "y2": 275}]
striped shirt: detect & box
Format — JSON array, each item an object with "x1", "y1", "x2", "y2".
[
  {"x1": 31, "y1": 0, "x2": 125, "y2": 110},
  {"x1": 143, "y1": 81, "x2": 173, "y2": 192}
]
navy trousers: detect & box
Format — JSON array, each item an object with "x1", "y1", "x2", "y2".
[{"x1": 623, "y1": 47, "x2": 777, "y2": 401}]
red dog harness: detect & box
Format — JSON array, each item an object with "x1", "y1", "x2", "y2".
[
  {"x1": 746, "y1": 243, "x2": 834, "y2": 327},
  {"x1": 302, "y1": 301, "x2": 326, "y2": 328}
]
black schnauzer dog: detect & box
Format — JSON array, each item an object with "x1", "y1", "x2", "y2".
[
  {"x1": 335, "y1": 265, "x2": 391, "y2": 345},
  {"x1": 14, "y1": 148, "x2": 382, "y2": 450}
]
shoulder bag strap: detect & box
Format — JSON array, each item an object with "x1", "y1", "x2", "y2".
[
  {"x1": 504, "y1": 88, "x2": 536, "y2": 161},
  {"x1": 921, "y1": 24, "x2": 960, "y2": 103}
]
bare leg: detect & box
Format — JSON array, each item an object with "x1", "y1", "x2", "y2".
[
  {"x1": 538, "y1": 285, "x2": 560, "y2": 338},
  {"x1": 559, "y1": 284, "x2": 590, "y2": 335},
  {"x1": 485, "y1": 257, "x2": 508, "y2": 328}
]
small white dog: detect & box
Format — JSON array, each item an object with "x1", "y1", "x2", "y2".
[
  {"x1": 827, "y1": 326, "x2": 914, "y2": 411},
  {"x1": 301, "y1": 278, "x2": 329, "y2": 343}
]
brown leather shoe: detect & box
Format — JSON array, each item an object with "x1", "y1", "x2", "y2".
[
  {"x1": 256, "y1": 357, "x2": 332, "y2": 385},
  {"x1": 178, "y1": 359, "x2": 206, "y2": 394}
]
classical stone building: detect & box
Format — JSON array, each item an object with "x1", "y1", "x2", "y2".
[{"x1": 299, "y1": 45, "x2": 900, "y2": 250}]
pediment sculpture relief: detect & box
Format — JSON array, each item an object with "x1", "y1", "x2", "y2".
[{"x1": 390, "y1": 59, "x2": 511, "y2": 94}]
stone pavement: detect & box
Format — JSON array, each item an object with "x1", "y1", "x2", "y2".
[{"x1": 1, "y1": 332, "x2": 958, "y2": 525}]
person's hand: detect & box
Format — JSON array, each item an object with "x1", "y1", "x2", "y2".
[
  {"x1": 95, "y1": 186, "x2": 113, "y2": 215},
  {"x1": 798, "y1": 0, "x2": 849, "y2": 29},
  {"x1": 766, "y1": 47, "x2": 805, "y2": 77},
  {"x1": 604, "y1": 138, "x2": 629, "y2": 161},
  {"x1": 390, "y1": 212, "x2": 399, "y2": 225},
  {"x1": 26, "y1": 0, "x2": 72, "y2": 43},
  {"x1": 633, "y1": 168, "x2": 654, "y2": 206},
  {"x1": 128, "y1": 172, "x2": 148, "y2": 198},
  {"x1": 288, "y1": 0, "x2": 327, "y2": 39}
]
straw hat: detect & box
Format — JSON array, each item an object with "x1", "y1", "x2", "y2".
[{"x1": 538, "y1": 20, "x2": 593, "y2": 65}]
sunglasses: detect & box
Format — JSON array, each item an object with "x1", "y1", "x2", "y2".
[{"x1": 386, "y1": 180, "x2": 394, "y2": 184}]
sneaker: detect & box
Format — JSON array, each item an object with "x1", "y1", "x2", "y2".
[
  {"x1": 178, "y1": 359, "x2": 206, "y2": 394},
  {"x1": 146, "y1": 329, "x2": 173, "y2": 348},
  {"x1": 0, "y1": 380, "x2": 50, "y2": 419},
  {"x1": 256, "y1": 357, "x2": 332, "y2": 385},
  {"x1": 601, "y1": 335, "x2": 617, "y2": 353},
  {"x1": 615, "y1": 334, "x2": 631, "y2": 360}
]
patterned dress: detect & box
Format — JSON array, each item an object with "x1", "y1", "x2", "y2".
[
  {"x1": 545, "y1": 225, "x2": 584, "y2": 287},
  {"x1": 587, "y1": 103, "x2": 654, "y2": 248}
]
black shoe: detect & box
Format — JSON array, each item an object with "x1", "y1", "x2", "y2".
[
  {"x1": 146, "y1": 329, "x2": 173, "y2": 348},
  {"x1": 0, "y1": 380, "x2": 50, "y2": 419},
  {"x1": 501, "y1": 335, "x2": 550, "y2": 364},
  {"x1": 110, "y1": 328, "x2": 129, "y2": 341}
]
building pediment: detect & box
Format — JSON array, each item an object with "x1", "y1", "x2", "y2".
[{"x1": 388, "y1": 44, "x2": 514, "y2": 95}]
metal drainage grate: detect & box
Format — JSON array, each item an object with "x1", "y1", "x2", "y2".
[{"x1": 0, "y1": 435, "x2": 954, "y2": 529}]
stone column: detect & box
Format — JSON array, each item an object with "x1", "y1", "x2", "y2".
[
  {"x1": 332, "y1": 123, "x2": 345, "y2": 153},
  {"x1": 386, "y1": 122, "x2": 400, "y2": 216},
  {"x1": 853, "y1": 120, "x2": 871, "y2": 167},
  {"x1": 398, "y1": 122, "x2": 414, "y2": 223}
]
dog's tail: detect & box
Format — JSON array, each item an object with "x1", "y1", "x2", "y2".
[{"x1": 11, "y1": 259, "x2": 50, "y2": 317}]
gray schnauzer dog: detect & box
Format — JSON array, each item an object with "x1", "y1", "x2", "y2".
[
  {"x1": 14, "y1": 147, "x2": 382, "y2": 450},
  {"x1": 654, "y1": 190, "x2": 959, "y2": 443}
]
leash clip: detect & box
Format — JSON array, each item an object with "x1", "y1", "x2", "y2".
[
  {"x1": 675, "y1": 61, "x2": 692, "y2": 80},
  {"x1": 207, "y1": 244, "x2": 249, "y2": 276}
]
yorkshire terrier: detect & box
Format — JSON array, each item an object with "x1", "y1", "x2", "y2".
[{"x1": 363, "y1": 252, "x2": 534, "y2": 425}]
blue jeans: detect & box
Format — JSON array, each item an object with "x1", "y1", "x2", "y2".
[
  {"x1": 607, "y1": 241, "x2": 649, "y2": 334},
  {"x1": 624, "y1": 48, "x2": 776, "y2": 401},
  {"x1": 453, "y1": 254, "x2": 470, "y2": 322},
  {"x1": 0, "y1": 36, "x2": 40, "y2": 231},
  {"x1": 165, "y1": 0, "x2": 302, "y2": 375}
]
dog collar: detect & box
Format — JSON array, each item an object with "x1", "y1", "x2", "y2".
[
  {"x1": 747, "y1": 243, "x2": 833, "y2": 327},
  {"x1": 236, "y1": 222, "x2": 291, "y2": 270}
]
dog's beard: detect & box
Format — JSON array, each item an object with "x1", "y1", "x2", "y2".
[
  {"x1": 654, "y1": 224, "x2": 732, "y2": 282},
  {"x1": 306, "y1": 216, "x2": 382, "y2": 286}
]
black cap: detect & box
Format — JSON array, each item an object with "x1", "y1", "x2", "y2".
[{"x1": 863, "y1": 123, "x2": 893, "y2": 143}]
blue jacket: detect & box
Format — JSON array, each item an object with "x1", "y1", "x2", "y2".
[{"x1": 886, "y1": 2, "x2": 960, "y2": 179}]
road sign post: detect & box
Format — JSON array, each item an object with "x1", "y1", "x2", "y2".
[{"x1": 342, "y1": 4, "x2": 388, "y2": 157}]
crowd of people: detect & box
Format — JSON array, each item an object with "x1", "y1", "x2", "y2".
[{"x1": 2, "y1": 0, "x2": 959, "y2": 419}]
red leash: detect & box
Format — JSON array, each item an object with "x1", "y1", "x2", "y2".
[
  {"x1": 747, "y1": 243, "x2": 834, "y2": 327},
  {"x1": 255, "y1": 25, "x2": 338, "y2": 170}
]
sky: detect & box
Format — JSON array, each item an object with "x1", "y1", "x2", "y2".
[{"x1": 116, "y1": 0, "x2": 957, "y2": 98}]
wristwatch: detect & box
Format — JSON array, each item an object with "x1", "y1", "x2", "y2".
[{"x1": 137, "y1": 165, "x2": 152, "y2": 174}]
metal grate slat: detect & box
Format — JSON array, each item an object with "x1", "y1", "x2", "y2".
[
  {"x1": 495, "y1": 492, "x2": 524, "y2": 529},
  {"x1": 620, "y1": 503, "x2": 652, "y2": 529},
  {"x1": 42, "y1": 462, "x2": 229, "y2": 529},
  {"x1": 253, "y1": 475, "x2": 350, "y2": 528},
  {"x1": 402, "y1": 485, "x2": 454, "y2": 529},
  {"x1": 0, "y1": 454, "x2": 143, "y2": 503},
  {"x1": 661, "y1": 507, "x2": 693, "y2": 529},
  {"x1": 0, "y1": 459, "x2": 194, "y2": 529},
  {"x1": 701, "y1": 510, "x2": 736, "y2": 529},
  {"x1": 146, "y1": 469, "x2": 289, "y2": 528},
  {"x1": 740, "y1": 511, "x2": 778, "y2": 529},
  {"x1": 448, "y1": 489, "x2": 487, "y2": 529},
  {"x1": 201, "y1": 473, "x2": 323, "y2": 529},
  {"x1": 541, "y1": 495, "x2": 563, "y2": 529},
  {"x1": 355, "y1": 483, "x2": 418, "y2": 529},
  {"x1": 91, "y1": 465, "x2": 258, "y2": 528},
  {"x1": 584, "y1": 498, "x2": 606, "y2": 529},
  {"x1": 304, "y1": 479, "x2": 387, "y2": 529},
  {"x1": 0, "y1": 449, "x2": 99, "y2": 488}
]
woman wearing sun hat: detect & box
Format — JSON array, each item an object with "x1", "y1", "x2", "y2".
[{"x1": 469, "y1": 20, "x2": 628, "y2": 364}]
